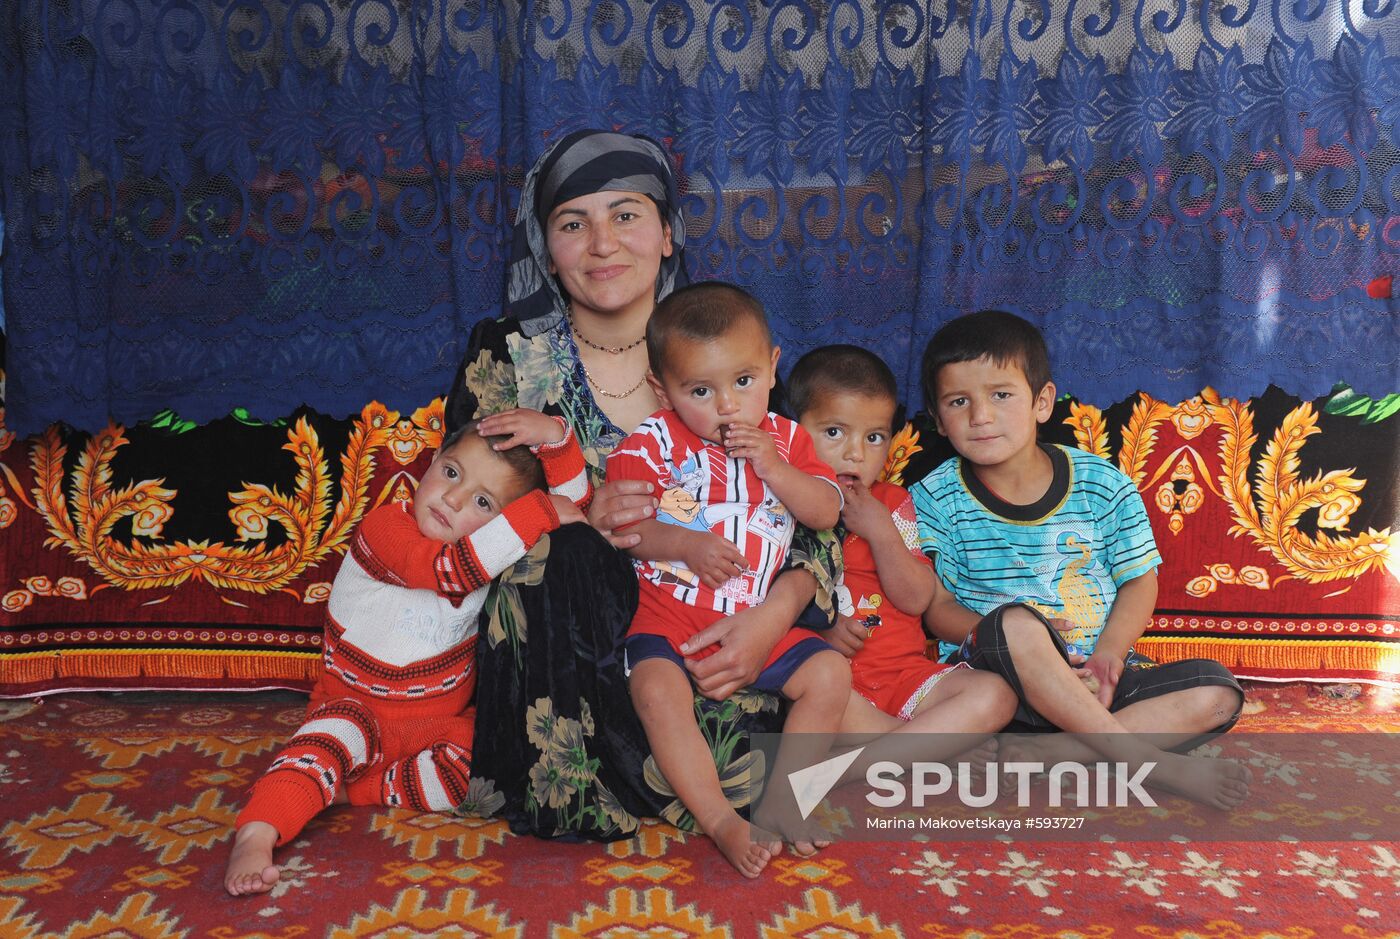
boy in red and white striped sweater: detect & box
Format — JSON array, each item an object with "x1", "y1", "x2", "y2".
[{"x1": 226, "y1": 409, "x2": 589, "y2": 896}]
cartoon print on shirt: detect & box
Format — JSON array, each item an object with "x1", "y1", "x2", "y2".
[
  {"x1": 834, "y1": 581, "x2": 884, "y2": 620},
  {"x1": 1051, "y1": 530, "x2": 1104, "y2": 648},
  {"x1": 748, "y1": 494, "x2": 790, "y2": 546},
  {"x1": 656, "y1": 452, "x2": 748, "y2": 533}
]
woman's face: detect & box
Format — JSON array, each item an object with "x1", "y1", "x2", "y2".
[{"x1": 545, "y1": 190, "x2": 673, "y2": 321}]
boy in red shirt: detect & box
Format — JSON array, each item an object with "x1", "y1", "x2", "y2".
[
  {"x1": 607, "y1": 283, "x2": 848, "y2": 877},
  {"x1": 789, "y1": 346, "x2": 1016, "y2": 744}
]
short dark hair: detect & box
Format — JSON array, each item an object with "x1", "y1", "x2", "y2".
[
  {"x1": 787, "y1": 345, "x2": 899, "y2": 419},
  {"x1": 921, "y1": 310, "x2": 1052, "y2": 404},
  {"x1": 438, "y1": 422, "x2": 545, "y2": 496},
  {"x1": 647, "y1": 282, "x2": 772, "y2": 378}
]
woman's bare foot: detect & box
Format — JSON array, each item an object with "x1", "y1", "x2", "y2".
[
  {"x1": 707, "y1": 812, "x2": 781, "y2": 878},
  {"x1": 224, "y1": 821, "x2": 280, "y2": 896},
  {"x1": 776, "y1": 815, "x2": 834, "y2": 858}
]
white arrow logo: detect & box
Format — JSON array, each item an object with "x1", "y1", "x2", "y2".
[{"x1": 788, "y1": 746, "x2": 865, "y2": 819}]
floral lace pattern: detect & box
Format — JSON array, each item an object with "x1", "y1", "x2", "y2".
[{"x1": 4, "y1": 2, "x2": 1396, "y2": 435}]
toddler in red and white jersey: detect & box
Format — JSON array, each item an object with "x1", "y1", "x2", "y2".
[{"x1": 606, "y1": 282, "x2": 848, "y2": 877}]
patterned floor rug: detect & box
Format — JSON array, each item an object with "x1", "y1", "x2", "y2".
[{"x1": 2, "y1": 683, "x2": 1398, "y2": 938}]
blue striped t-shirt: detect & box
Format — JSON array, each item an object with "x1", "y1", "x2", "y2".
[{"x1": 912, "y1": 444, "x2": 1161, "y2": 660}]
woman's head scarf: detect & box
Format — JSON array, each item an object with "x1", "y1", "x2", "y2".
[{"x1": 508, "y1": 129, "x2": 689, "y2": 337}]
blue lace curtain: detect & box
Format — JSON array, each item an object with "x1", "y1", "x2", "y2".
[{"x1": 1, "y1": 0, "x2": 1396, "y2": 435}]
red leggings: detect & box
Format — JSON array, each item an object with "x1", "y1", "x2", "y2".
[{"x1": 236, "y1": 693, "x2": 475, "y2": 844}]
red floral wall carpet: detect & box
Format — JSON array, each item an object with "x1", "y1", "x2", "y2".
[
  {"x1": 3, "y1": 385, "x2": 1396, "y2": 695},
  {"x1": 2, "y1": 683, "x2": 1398, "y2": 937}
]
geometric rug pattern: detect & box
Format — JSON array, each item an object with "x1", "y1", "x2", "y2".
[{"x1": 2, "y1": 684, "x2": 1399, "y2": 936}]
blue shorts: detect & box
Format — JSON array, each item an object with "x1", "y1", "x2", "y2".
[{"x1": 623, "y1": 632, "x2": 835, "y2": 693}]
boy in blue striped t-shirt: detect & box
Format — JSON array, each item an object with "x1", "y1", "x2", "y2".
[{"x1": 912, "y1": 310, "x2": 1250, "y2": 809}]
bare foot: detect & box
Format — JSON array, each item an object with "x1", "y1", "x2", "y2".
[
  {"x1": 752, "y1": 803, "x2": 833, "y2": 859},
  {"x1": 998, "y1": 732, "x2": 1088, "y2": 768},
  {"x1": 781, "y1": 818, "x2": 834, "y2": 858},
  {"x1": 788, "y1": 833, "x2": 833, "y2": 858},
  {"x1": 958, "y1": 736, "x2": 1001, "y2": 780},
  {"x1": 1035, "y1": 746, "x2": 1253, "y2": 811},
  {"x1": 225, "y1": 821, "x2": 280, "y2": 896},
  {"x1": 707, "y1": 812, "x2": 781, "y2": 878},
  {"x1": 1001, "y1": 734, "x2": 1253, "y2": 810},
  {"x1": 1152, "y1": 753, "x2": 1252, "y2": 810}
]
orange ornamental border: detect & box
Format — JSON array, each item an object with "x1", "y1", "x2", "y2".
[
  {"x1": 0, "y1": 646, "x2": 321, "y2": 688},
  {"x1": 1137, "y1": 633, "x2": 1400, "y2": 684}
]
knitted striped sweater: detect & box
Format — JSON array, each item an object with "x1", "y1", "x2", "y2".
[{"x1": 320, "y1": 427, "x2": 591, "y2": 703}]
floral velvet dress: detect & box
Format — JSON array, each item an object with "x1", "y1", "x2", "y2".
[{"x1": 446, "y1": 314, "x2": 841, "y2": 840}]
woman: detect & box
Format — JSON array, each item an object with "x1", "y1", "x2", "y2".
[{"x1": 445, "y1": 129, "x2": 839, "y2": 840}]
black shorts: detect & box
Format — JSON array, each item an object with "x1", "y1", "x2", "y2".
[{"x1": 950, "y1": 603, "x2": 1245, "y2": 744}]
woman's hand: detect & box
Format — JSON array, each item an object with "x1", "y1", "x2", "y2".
[
  {"x1": 680, "y1": 604, "x2": 776, "y2": 700},
  {"x1": 680, "y1": 569, "x2": 815, "y2": 700},
  {"x1": 585, "y1": 480, "x2": 657, "y2": 549},
  {"x1": 476, "y1": 408, "x2": 565, "y2": 450}
]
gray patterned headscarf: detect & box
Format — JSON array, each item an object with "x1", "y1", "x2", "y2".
[{"x1": 509, "y1": 129, "x2": 689, "y2": 337}]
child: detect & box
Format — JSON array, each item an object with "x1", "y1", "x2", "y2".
[
  {"x1": 607, "y1": 282, "x2": 848, "y2": 878},
  {"x1": 914, "y1": 310, "x2": 1250, "y2": 808},
  {"x1": 225, "y1": 409, "x2": 589, "y2": 896},
  {"x1": 788, "y1": 345, "x2": 1017, "y2": 751}
]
